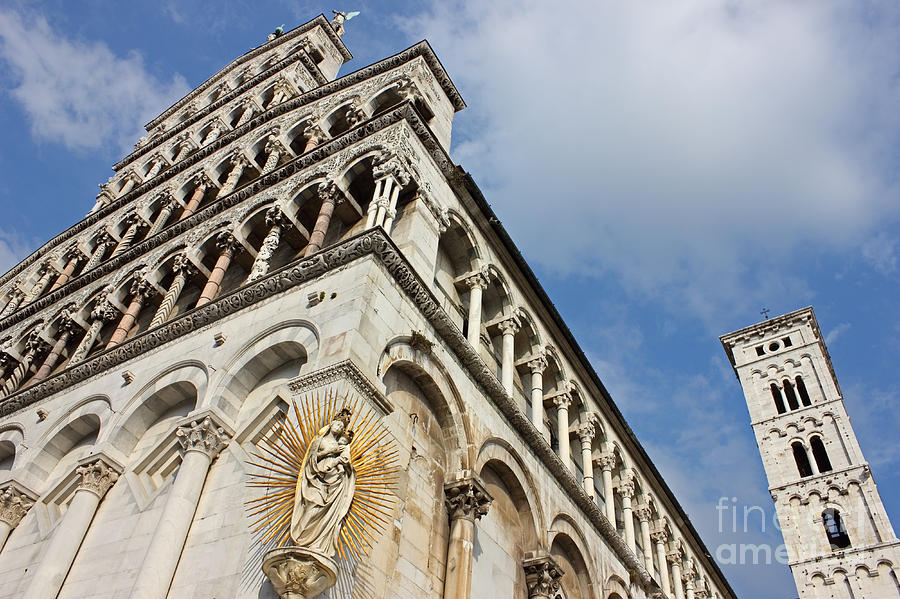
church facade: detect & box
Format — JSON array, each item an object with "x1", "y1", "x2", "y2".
[
  {"x1": 722, "y1": 308, "x2": 900, "y2": 598},
  {"x1": 0, "y1": 14, "x2": 735, "y2": 599}
]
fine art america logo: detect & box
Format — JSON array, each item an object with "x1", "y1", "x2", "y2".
[{"x1": 714, "y1": 497, "x2": 789, "y2": 565}]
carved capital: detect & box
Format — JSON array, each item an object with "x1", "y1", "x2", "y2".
[
  {"x1": 444, "y1": 472, "x2": 492, "y2": 522},
  {"x1": 650, "y1": 529, "x2": 669, "y2": 545},
  {"x1": 526, "y1": 353, "x2": 548, "y2": 375},
  {"x1": 229, "y1": 152, "x2": 250, "y2": 169},
  {"x1": 635, "y1": 505, "x2": 652, "y2": 522},
  {"x1": 552, "y1": 393, "x2": 572, "y2": 410},
  {"x1": 595, "y1": 452, "x2": 616, "y2": 471},
  {"x1": 497, "y1": 313, "x2": 522, "y2": 336},
  {"x1": 24, "y1": 332, "x2": 49, "y2": 360},
  {"x1": 0, "y1": 484, "x2": 35, "y2": 528},
  {"x1": 302, "y1": 123, "x2": 327, "y2": 144},
  {"x1": 666, "y1": 546, "x2": 684, "y2": 565},
  {"x1": 318, "y1": 180, "x2": 345, "y2": 206},
  {"x1": 618, "y1": 479, "x2": 635, "y2": 500},
  {"x1": 216, "y1": 231, "x2": 241, "y2": 253},
  {"x1": 91, "y1": 300, "x2": 119, "y2": 323},
  {"x1": 523, "y1": 552, "x2": 564, "y2": 599},
  {"x1": 372, "y1": 152, "x2": 411, "y2": 185},
  {"x1": 265, "y1": 206, "x2": 288, "y2": 230},
  {"x1": 130, "y1": 277, "x2": 155, "y2": 300},
  {"x1": 75, "y1": 458, "x2": 120, "y2": 498},
  {"x1": 176, "y1": 415, "x2": 230, "y2": 459},
  {"x1": 192, "y1": 170, "x2": 213, "y2": 190},
  {"x1": 171, "y1": 254, "x2": 196, "y2": 277},
  {"x1": 396, "y1": 75, "x2": 424, "y2": 103},
  {"x1": 577, "y1": 422, "x2": 595, "y2": 444}
]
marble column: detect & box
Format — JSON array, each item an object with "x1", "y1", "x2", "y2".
[
  {"x1": 69, "y1": 301, "x2": 118, "y2": 364},
  {"x1": 1, "y1": 334, "x2": 48, "y2": 396},
  {"x1": 0, "y1": 289, "x2": 25, "y2": 318},
  {"x1": 106, "y1": 278, "x2": 155, "y2": 348},
  {"x1": 130, "y1": 416, "x2": 230, "y2": 599},
  {"x1": 442, "y1": 472, "x2": 492, "y2": 599},
  {"x1": 118, "y1": 174, "x2": 138, "y2": 197},
  {"x1": 32, "y1": 314, "x2": 78, "y2": 383},
  {"x1": 180, "y1": 173, "x2": 212, "y2": 220},
  {"x1": 246, "y1": 208, "x2": 287, "y2": 282},
  {"x1": 25, "y1": 266, "x2": 54, "y2": 304},
  {"x1": 619, "y1": 475, "x2": 636, "y2": 554},
  {"x1": 498, "y1": 315, "x2": 521, "y2": 396},
  {"x1": 302, "y1": 123, "x2": 327, "y2": 153},
  {"x1": 203, "y1": 121, "x2": 223, "y2": 145},
  {"x1": 83, "y1": 234, "x2": 114, "y2": 272},
  {"x1": 150, "y1": 256, "x2": 195, "y2": 327},
  {"x1": 49, "y1": 251, "x2": 84, "y2": 292},
  {"x1": 235, "y1": 99, "x2": 256, "y2": 127},
  {"x1": 216, "y1": 154, "x2": 249, "y2": 199},
  {"x1": 173, "y1": 139, "x2": 196, "y2": 163},
  {"x1": 462, "y1": 272, "x2": 487, "y2": 348},
  {"x1": 553, "y1": 393, "x2": 572, "y2": 467},
  {"x1": 0, "y1": 483, "x2": 36, "y2": 551},
  {"x1": 111, "y1": 215, "x2": 147, "y2": 259},
  {"x1": 147, "y1": 195, "x2": 179, "y2": 237},
  {"x1": 682, "y1": 558, "x2": 697, "y2": 599},
  {"x1": 651, "y1": 529, "x2": 671, "y2": 596},
  {"x1": 522, "y1": 552, "x2": 564, "y2": 599},
  {"x1": 527, "y1": 354, "x2": 548, "y2": 437},
  {"x1": 667, "y1": 548, "x2": 685, "y2": 599},
  {"x1": 197, "y1": 232, "x2": 240, "y2": 307},
  {"x1": 144, "y1": 155, "x2": 166, "y2": 180},
  {"x1": 636, "y1": 505, "x2": 654, "y2": 574},
  {"x1": 304, "y1": 181, "x2": 343, "y2": 257},
  {"x1": 597, "y1": 453, "x2": 616, "y2": 524},
  {"x1": 23, "y1": 458, "x2": 120, "y2": 599},
  {"x1": 577, "y1": 422, "x2": 596, "y2": 498},
  {"x1": 261, "y1": 136, "x2": 285, "y2": 174}
]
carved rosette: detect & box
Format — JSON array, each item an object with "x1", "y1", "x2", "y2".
[
  {"x1": 523, "y1": 553, "x2": 564, "y2": 599},
  {"x1": 262, "y1": 547, "x2": 337, "y2": 599},
  {"x1": 176, "y1": 416, "x2": 230, "y2": 460},
  {"x1": 0, "y1": 484, "x2": 35, "y2": 528},
  {"x1": 75, "y1": 458, "x2": 120, "y2": 498},
  {"x1": 444, "y1": 473, "x2": 492, "y2": 522}
]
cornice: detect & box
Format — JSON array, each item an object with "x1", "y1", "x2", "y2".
[
  {"x1": 0, "y1": 102, "x2": 447, "y2": 328},
  {"x1": 288, "y1": 359, "x2": 393, "y2": 416},
  {"x1": 0, "y1": 227, "x2": 656, "y2": 590},
  {"x1": 145, "y1": 15, "x2": 348, "y2": 132}
]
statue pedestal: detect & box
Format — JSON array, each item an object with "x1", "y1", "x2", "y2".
[{"x1": 262, "y1": 546, "x2": 338, "y2": 599}]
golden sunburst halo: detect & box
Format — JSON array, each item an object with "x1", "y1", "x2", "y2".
[{"x1": 246, "y1": 390, "x2": 399, "y2": 561}]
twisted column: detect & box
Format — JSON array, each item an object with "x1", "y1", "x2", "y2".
[
  {"x1": 180, "y1": 173, "x2": 212, "y2": 220},
  {"x1": 130, "y1": 416, "x2": 230, "y2": 599},
  {"x1": 197, "y1": 232, "x2": 240, "y2": 307},
  {"x1": 150, "y1": 256, "x2": 195, "y2": 327},
  {"x1": 442, "y1": 472, "x2": 492, "y2": 599},
  {"x1": 49, "y1": 250, "x2": 84, "y2": 292},
  {"x1": 68, "y1": 298, "x2": 117, "y2": 364},
  {"x1": 247, "y1": 208, "x2": 287, "y2": 282},
  {"x1": 216, "y1": 153, "x2": 249, "y2": 199},
  {"x1": 526, "y1": 354, "x2": 548, "y2": 436},
  {"x1": 110, "y1": 215, "x2": 147, "y2": 259},
  {"x1": 636, "y1": 504, "x2": 655, "y2": 574},
  {"x1": 651, "y1": 528, "x2": 671, "y2": 596},
  {"x1": 23, "y1": 458, "x2": 120, "y2": 599},
  {"x1": 302, "y1": 123, "x2": 327, "y2": 152},
  {"x1": 24, "y1": 265, "x2": 54, "y2": 303},
  {"x1": 107, "y1": 278, "x2": 155, "y2": 348},
  {"x1": 203, "y1": 120, "x2": 224, "y2": 145},
  {"x1": 597, "y1": 453, "x2": 617, "y2": 523},
  {"x1": 118, "y1": 173, "x2": 139, "y2": 196},
  {"x1": 83, "y1": 233, "x2": 114, "y2": 271},
  {"x1": 498, "y1": 315, "x2": 521, "y2": 396},
  {"x1": 235, "y1": 98, "x2": 256, "y2": 126},
  {"x1": 172, "y1": 138, "x2": 196, "y2": 163},
  {"x1": 0, "y1": 289, "x2": 25, "y2": 318},
  {"x1": 32, "y1": 313, "x2": 78, "y2": 383},
  {"x1": 461, "y1": 271, "x2": 488, "y2": 348},
  {"x1": 1, "y1": 333, "x2": 48, "y2": 396},
  {"x1": 577, "y1": 421, "x2": 596, "y2": 497},
  {"x1": 0, "y1": 484, "x2": 36, "y2": 551},
  {"x1": 304, "y1": 180, "x2": 343, "y2": 256},
  {"x1": 523, "y1": 552, "x2": 564, "y2": 599},
  {"x1": 147, "y1": 194, "x2": 179, "y2": 237},
  {"x1": 262, "y1": 135, "x2": 286, "y2": 174},
  {"x1": 143, "y1": 155, "x2": 167, "y2": 180},
  {"x1": 619, "y1": 474, "x2": 636, "y2": 554}
]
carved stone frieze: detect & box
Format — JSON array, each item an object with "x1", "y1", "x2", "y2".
[
  {"x1": 288, "y1": 359, "x2": 392, "y2": 416},
  {"x1": 444, "y1": 473, "x2": 492, "y2": 522}
]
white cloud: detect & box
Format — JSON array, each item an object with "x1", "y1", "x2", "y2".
[
  {"x1": 862, "y1": 233, "x2": 898, "y2": 275},
  {"x1": 824, "y1": 322, "x2": 851, "y2": 346},
  {"x1": 399, "y1": 1, "x2": 900, "y2": 324},
  {"x1": 0, "y1": 229, "x2": 33, "y2": 278},
  {"x1": 0, "y1": 9, "x2": 190, "y2": 153}
]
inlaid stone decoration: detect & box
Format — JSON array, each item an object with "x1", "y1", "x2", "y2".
[{"x1": 248, "y1": 390, "x2": 398, "y2": 599}]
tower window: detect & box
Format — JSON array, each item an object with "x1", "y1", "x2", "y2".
[
  {"x1": 822, "y1": 508, "x2": 851, "y2": 550},
  {"x1": 792, "y1": 442, "x2": 813, "y2": 477},
  {"x1": 755, "y1": 345, "x2": 765, "y2": 357},
  {"x1": 795, "y1": 375, "x2": 812, "y2": 406},
  {"x1": 768, "y1": 341, "x2": 781, "y2": 352},
  {"x1": 771, "y1": 383, "x2": 787, "y2": 414},
  {"x1": 783, "y1": 380, "x2": 800, "y2": 410},
  {"x1": 782, "y1": 336, "x2": 793, "y2": 347},
  {"x1": 810, "y1": 436, "x2": 832, "y2": 473}
]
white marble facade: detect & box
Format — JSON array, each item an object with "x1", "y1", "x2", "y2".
[{"x1": 0, "y1": 14, "x2": 736, "y2": 599}]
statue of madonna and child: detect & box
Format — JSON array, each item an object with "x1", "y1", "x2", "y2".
[{"x1": 263, "y1": 408, "x2": 357, "y2": 599}]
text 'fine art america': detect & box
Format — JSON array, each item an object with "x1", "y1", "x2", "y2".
[{"x1": 247, "y1": 391, "x2": 399, "y2": 599}]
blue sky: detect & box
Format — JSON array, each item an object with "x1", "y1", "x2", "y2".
[{"x1": 2, "y1": 1, "x2": 900, "y2": 596}]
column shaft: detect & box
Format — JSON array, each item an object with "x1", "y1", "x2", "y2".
[
  {"x1": 602, "y1": 467, "x2": 615, "y2": 523},
  {"x1": 150, "y1": 271, "x2": 187, "y2": 327},
  {"x1": 83, "y1": 242, "x2": 110, "y2": 271},
  {"x1": 622, "y1": 494, "x2": 636, "y2": 553},
  {"x1": 246, "y1": 224, "x2": 282, "y2": 282},
  {"x1": 531, "y1": 370, "x2": 544, "y2": 434},
  {"x1": 466, "y1": 283, "x2": 483, "y2": 348},
  {"x1": 25, "y1": 269, "x2": 54, "y2": 303},
  {"x1": 443, "y1": 516, "x2": 475, "y2": 599},
  {"x1": 22, "y1": 489, "x2": 101, "y2": 599},
  {"x1": 32, "y1": 332, "x2": 71, "y2": 383},
  {"x1": 501, "y1": 330, "x2": 516, "y2": 395},
  {"x1": 672, "y1": 563, "x2": 685, "y2": 599},
  {"x1": 580, "y1": 440, "x2": 594, "y2": 497},
  {"x1": 196, "y1": 249, "x2": 234, "y2": 307},
  {"x1": 656, "y1": 541, "x2": 671, "y2": 596},
  {"x1": 556, "y1": 401, "x2": 570, "y2": 467},
  {"x1": 304, "y1": 195, "x2": 337, "y2": 256},
  {"x1": 107, "y1": 296, "x2": 145, "y2": 348},
  {"x1": 640, "y1": 518, "x2": 654, "y2": 573},
  {"x1": 49, "y1": 257, "x2": 80, "y2": 292},
  {"x1": 69, "y1": 319, "x2": 104, "y2": 364},
  {"x1": 147, "y1": 203, "x2": 176, "y2": 237},
  {"x1": 180, "y1": 184, "x2": 207, "y2": 220},
  {"x1": 0, "y1": 292, "x2": 23, "y2": 318},
  {"x1": 111, "y1": 222, "x2": 141, "y2": 259}
]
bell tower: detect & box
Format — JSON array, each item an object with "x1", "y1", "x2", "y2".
[{"x1": 721, "y1": 307, "x2": 900, "y2": 598}]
